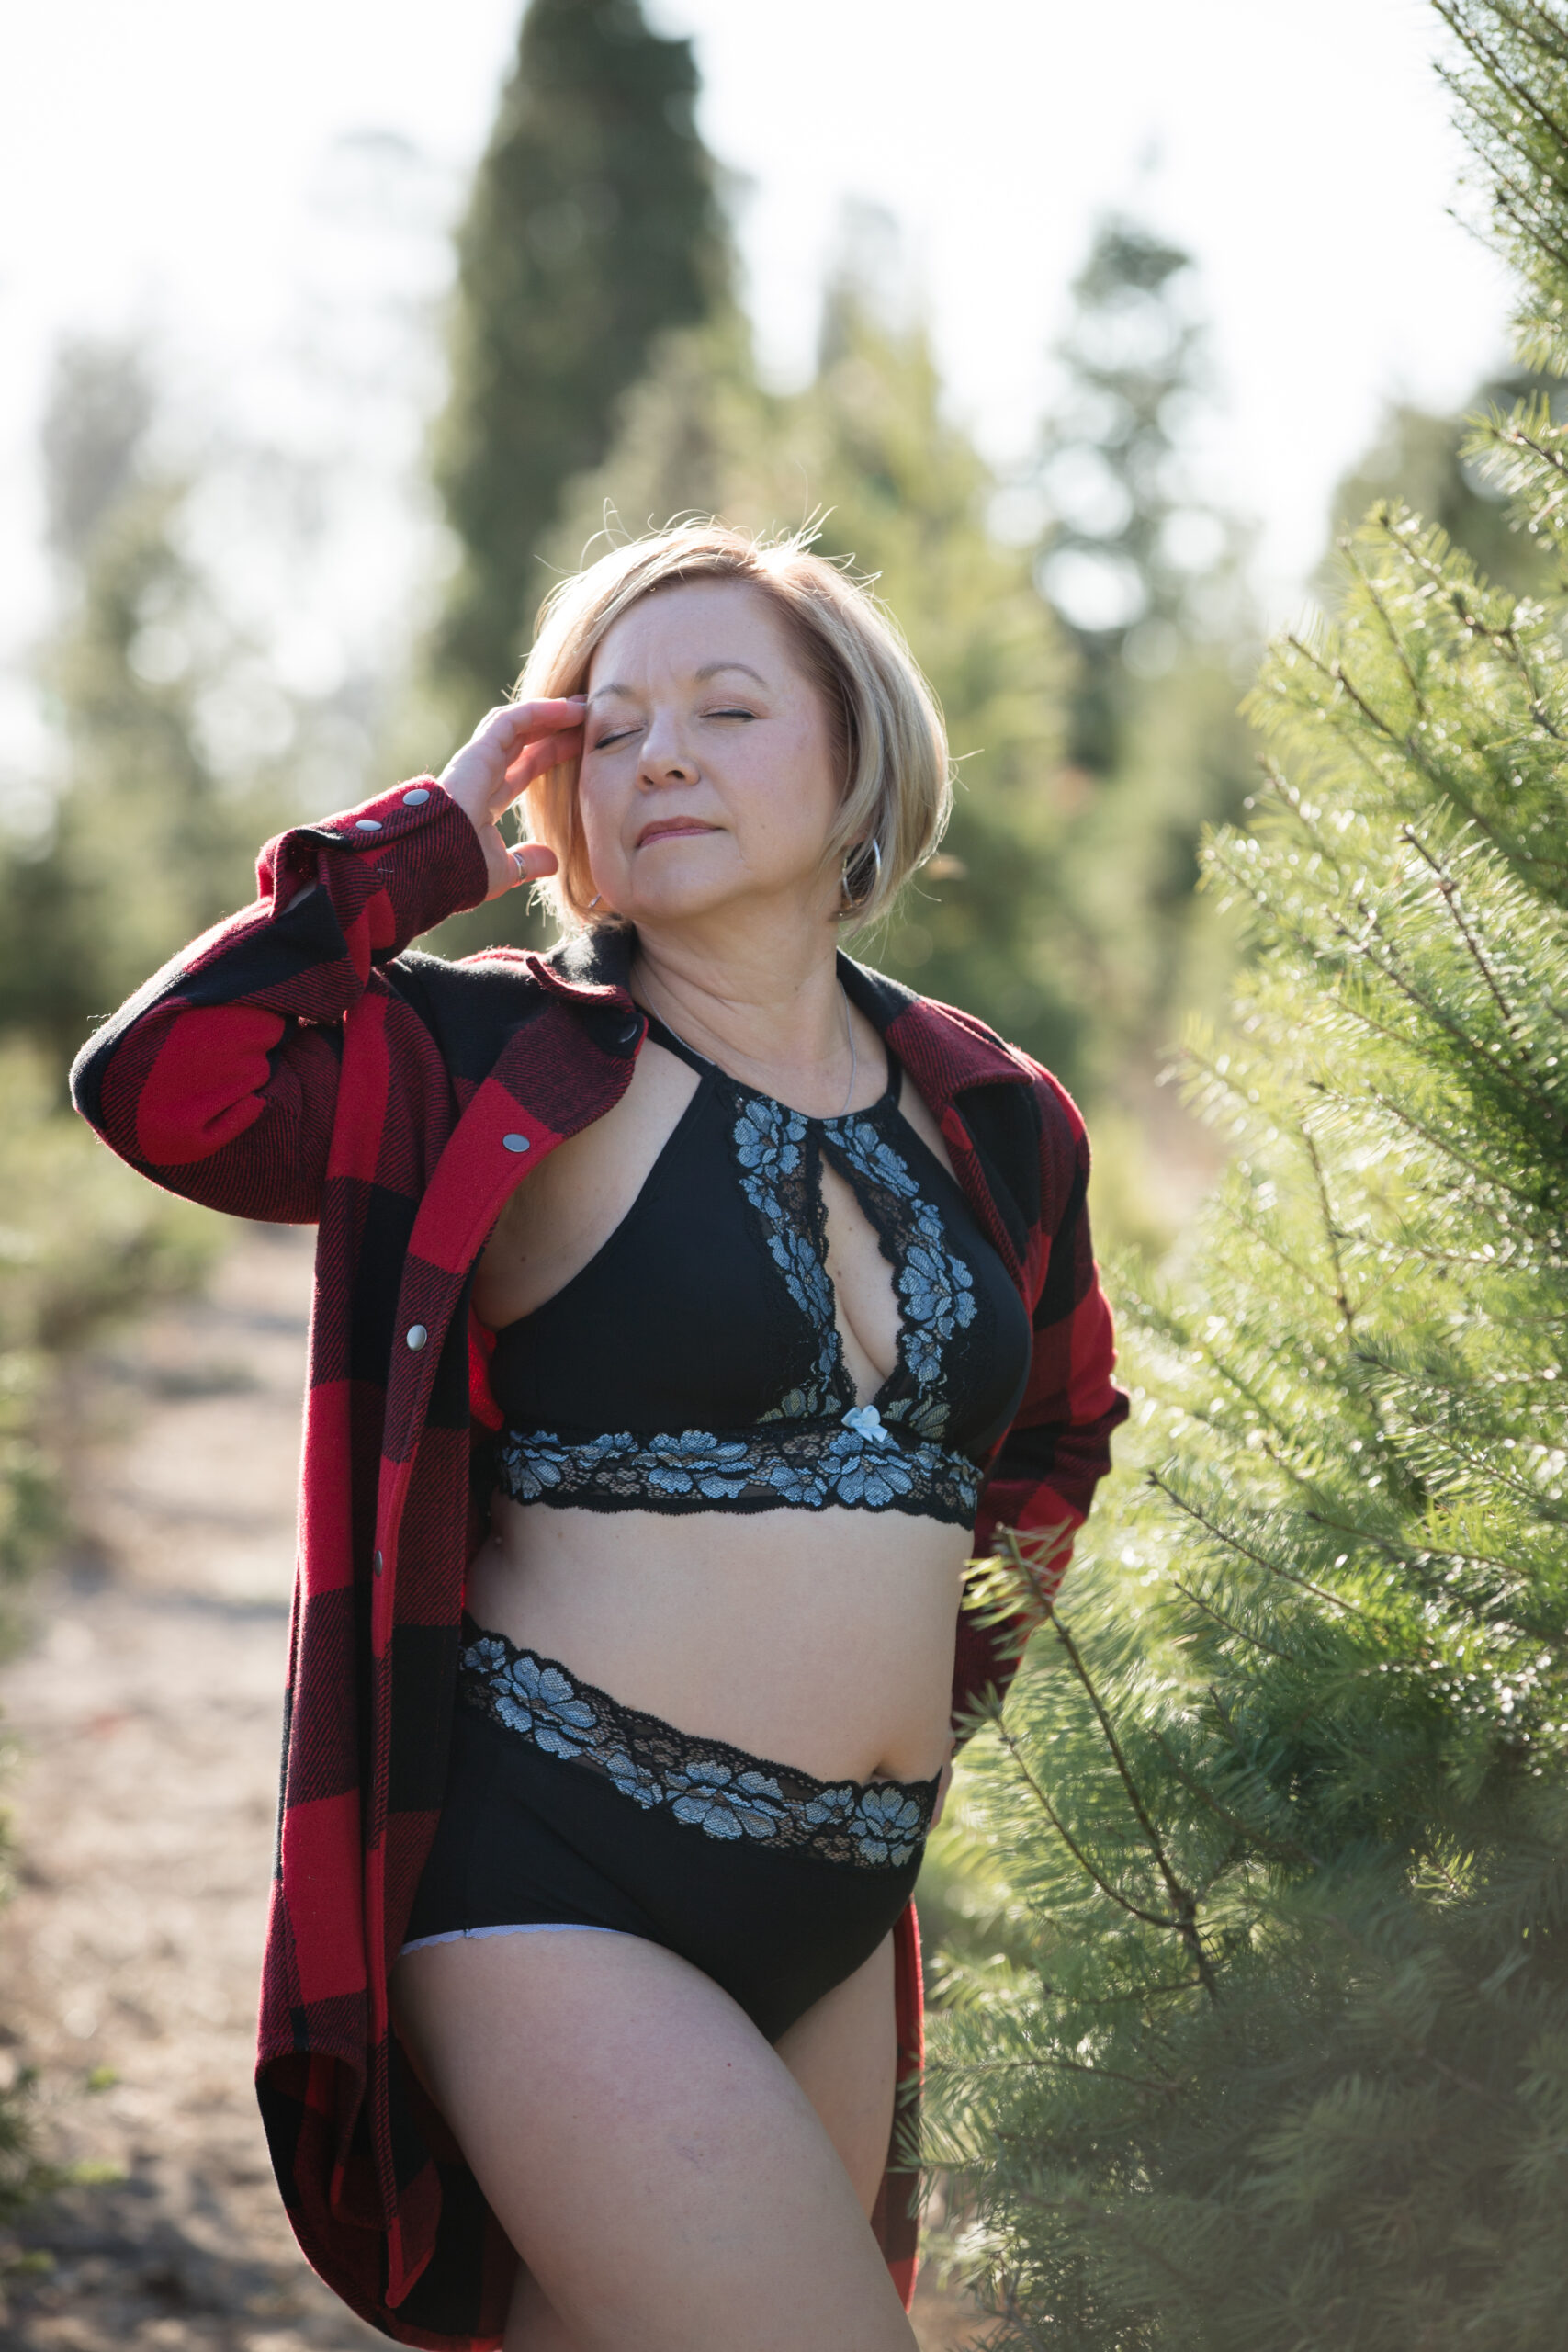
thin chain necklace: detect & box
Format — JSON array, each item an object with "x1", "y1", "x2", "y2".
[{"x1": 635, "y1": 969, "x2": 857, "y2": 1119}]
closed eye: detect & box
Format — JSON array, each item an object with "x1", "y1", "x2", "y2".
[
  {"x1": 705, "y1": 707, "x2": 757, "y2": 721},
  {"x1": 592, "y1": 724, "x2": 643, "y2": 749}
]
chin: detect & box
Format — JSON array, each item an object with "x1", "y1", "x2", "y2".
[
  {"x1": 617, "y1": 845, "x2": 748, "y2": 923},
  {"x1": 620, "y1": 880, "x2": 747, "y2": 928}
]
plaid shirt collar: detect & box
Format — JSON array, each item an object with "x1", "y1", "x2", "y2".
[{"x1": 523, "y1": 923, "x2": 1035, "y2": 1102}]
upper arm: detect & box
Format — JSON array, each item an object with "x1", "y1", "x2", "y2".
[{"x1": 87, "y1": 994, "x2": 344, "y2": 1223}]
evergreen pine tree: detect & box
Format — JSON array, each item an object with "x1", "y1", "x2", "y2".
[
  {"x1": 428, "y1": 0, "x2": 729, "y2": 718},
  {"x1": 923, "y1": 9, "x2": 1568, "y2": 2344}
]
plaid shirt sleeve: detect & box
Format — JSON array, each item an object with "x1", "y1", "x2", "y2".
[
  {"x1": 953, "y1": 1065, "x2": 1128, "y2": 1734},
  {"x1": 69, "y1": 782, "x2": 488, "y2": 1220}
]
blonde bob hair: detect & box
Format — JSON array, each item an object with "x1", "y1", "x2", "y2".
[{"x1": 513, "y1": 522, "x2": 952, "y2": 934}]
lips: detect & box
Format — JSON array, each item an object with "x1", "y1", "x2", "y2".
[{"x1": 636, "y1": 820, "x2": 718, "y2": 847}]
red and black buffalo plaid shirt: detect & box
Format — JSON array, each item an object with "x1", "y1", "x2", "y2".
[{"x1": 70, "y1": 778, "x2": 1127, "y2": 2346}]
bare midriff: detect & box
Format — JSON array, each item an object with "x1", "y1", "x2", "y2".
[{"x1": 465, "y1": 1498, "x2": 966, "y2": 1786}]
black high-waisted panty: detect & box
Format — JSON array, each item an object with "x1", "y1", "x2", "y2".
[{"x1": 401, "y1": 1618, "x2": 938, "y2": 2043}]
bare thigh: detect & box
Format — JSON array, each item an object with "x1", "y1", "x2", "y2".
[{"x1": 392, "y1": 1930, "x2": 916, "y2": 2352}]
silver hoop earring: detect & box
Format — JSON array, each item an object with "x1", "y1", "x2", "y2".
[
  {"x1": 840, "y1": 836, "x2": 882, "y2": 912},
  {"x1": 587, "y1": 893, "x2": 603, "y2": 910}
]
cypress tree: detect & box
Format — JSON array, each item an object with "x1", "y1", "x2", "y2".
[
  {"x1": 923, "y1": 8, "x2": 1568, "y2": 2344},
  {"x1": 429, "y1": 0, "x2": 729, "y2": 718}
]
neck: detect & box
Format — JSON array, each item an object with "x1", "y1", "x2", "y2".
[{"x1": 629, "y1": 906, "x2": 854, "y2": 1112}]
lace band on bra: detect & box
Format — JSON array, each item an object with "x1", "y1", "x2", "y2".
[
  {"x1": 484, "y1": 1005, "x2": 1033, "y2": 1528},
  {"x1": 457, "y1": 1619, "x2": 939, "y2": 1870},
  {"x1": 493, "y1": 1404, "x2": 983, "y2": 1526}
]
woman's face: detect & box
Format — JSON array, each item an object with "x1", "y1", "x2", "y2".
[{"x1": 576, "y1": 579, "x2": 843, "y2": 931}]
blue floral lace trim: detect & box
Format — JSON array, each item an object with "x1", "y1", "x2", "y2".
[
  {"x1": 457, "y1": 1622, "x2": 938, "y2": 1870},
  {"x1": 824, "y1": 1109, "x2": 978, "y2": 1431},
  {"x1": 494, "y1": 1405, "x2": 981, "y2": 1525},
  {"x1": 731, "y1": 1088, "x2": 979, "y2": 1441}
]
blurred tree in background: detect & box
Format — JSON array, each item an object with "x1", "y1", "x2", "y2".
[
  {"x1": 0, "y1": 346, "x2": 233, "y2": 2192},
  {"x1": 416, "y1": 3, "x2": 1260, "y2": 1247},
  {"x1": 923, "y1": 5, "x2": 1568, "y2": 2343},
  {"x1": 0, "y1": 340, "x2": 288, "y2": 1080},
  {"x1": 534, "y1": 205, "x2": 1255, "y2": 1229},
  {"x1": 428, "y1": 0, "x2": 730, "y2": 722},
  {"x1": 544, "y1": 224, "x2": 1081, "y2": 1074},
  {"x1": 1021, "y1": 217, "x2": 1257, "y2": 1184},
  {"x1": 1032, "y1": 216, "x2": 1247, "y2": 775}
]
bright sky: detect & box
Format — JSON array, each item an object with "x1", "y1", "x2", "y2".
[{"x1": 0, "y1": 0, "x2": 1517, "y2": 775}]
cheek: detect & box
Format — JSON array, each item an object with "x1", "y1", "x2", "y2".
[
  {"x1": 575, "y1": 759, "x2": 622, "y2": 845},
  {"x1": 765, "y1": 718, "x2": 840, "y2": 842}
]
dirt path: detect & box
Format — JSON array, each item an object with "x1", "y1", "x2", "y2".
[{"x1": 0, "y1": 1227, "x2": 987, "y2": 2351}]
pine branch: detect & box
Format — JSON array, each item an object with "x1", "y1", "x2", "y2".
[
  {"x1": 1224, "y1": 1182, "x2": 1368, "y2": 1345},
  {"x1": 1301, "y1": 1125, "x2": 1360, "y2": 1340},
  {"x1": 1479, "y1": 159, "x2": 1568, "y2": 286},
  {"x1": 1149, "y1": 1471, "x2": 1393, "y2": 1625},
  {"x1": 938, "y1": 2053, "x2": 1185, "y2": 2096},
  {"x1": 1011, "y1": 2193, "x2": 1215, "y2": 2304},
  {"x1": 1210, "y1": 794, "x2": 1561, "y2": 1127},
  {"x1": 1298, "y1": 1505, "x2": 1530, "y2": 1596},
  {"x1": 1284, "y1": 620, "x2": 1537, "y2": 868},
  {"x1": 1332, "y1": 888, "x2": 1568, "y2": 1138},
  {"x1": 1046, "y1": 1610, "x2": 1223, "y2": 2001},
  {"x1": 1284, "y1": 632, "x2": 1406, "y2": 750},
  {"x1": 1478, "y1": 0, "x2": 1568, "y2": 64},
  {"x1": 1343, "y1": 537, "x2": 1431, "y2": 717},
  {"x1": 1320, "y1": 1910, "x2": 1521, "y2": 2114},
  {"x1": 1400, "y1": 823, "x2": 1535, "y2": 1056},
  {"x1": 990, "y1": 1712, "x2": 1183, "y2": 1937},
  {"x1": 1405, "y1": 538, "x2": 1566, "y2": 737},
  {"x1": 1153, "y1": 1713, "x2": 1326, "y2": 1871},
  {"x1": 1361, "y1": 1080, "x2": 1565, "y2": 1219},
  {"x1": 1169, "y1": 1577, "x2": 1299, "y2": 1664},
  {"x1": 1434, "y1": 1, "x2": 1568, "y2": 204}
]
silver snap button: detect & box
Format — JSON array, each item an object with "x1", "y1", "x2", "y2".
[
  {"x1": 355, "y1": 818, "x2": 383, "y2": 831},
  {"x1": 502, "y1": 1132, "x2": 530, "y2": 1154},
  {"x1": 405, "y1": 1324, "x2": 428, "y2": 1351},
  {"x1": 373, "y1": 1549, "x2": 384, "y2": 1577},
  {"x1": 402, "y1": 787, "x2": 430, "y2": 806}
]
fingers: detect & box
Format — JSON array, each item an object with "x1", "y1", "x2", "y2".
[
  {"x1": 473, "y1": 695, "x2": 587, "y2": 748},
  {"x1": 484, "y1": 838, "x2": 559, "y2": 903},
  {"x1": 512, "y1": 842, "x2": 559, "y2": 882},
  {"x1": 502, "y1": 723, "x2": 584, "y2": 792}
]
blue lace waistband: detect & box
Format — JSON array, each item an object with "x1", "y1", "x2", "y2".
[
  {"x1": 492, "y1": 1403, "x2": 982, "y2": 1527},
  {"x1": 457, "y1": 1619, "x2": 939, "y2": 1870}
]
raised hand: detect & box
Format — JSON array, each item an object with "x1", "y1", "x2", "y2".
[{"x1": 437, "y1": 697, "x2": 587, "y2": 902}]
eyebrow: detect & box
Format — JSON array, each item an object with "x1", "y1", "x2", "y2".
[
  {"x1": 694, "y1": 661, "x2": 768, "y2": 686},
  {"x1": 586, "y1": 660, "x2": 770, "y2": 705}
]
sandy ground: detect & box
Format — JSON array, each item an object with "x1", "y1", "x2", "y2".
[{"x1": 0, "y1": 1225, "x2": 988, "y2": 2351}]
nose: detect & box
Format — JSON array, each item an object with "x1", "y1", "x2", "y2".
[{"x1": 637, "y1": 705, "x2": 694, "y2": 786}]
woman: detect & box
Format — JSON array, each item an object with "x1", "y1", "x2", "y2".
[{"x1": 72, "y1": 525, "x2": 1126, "y2": 2352}]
